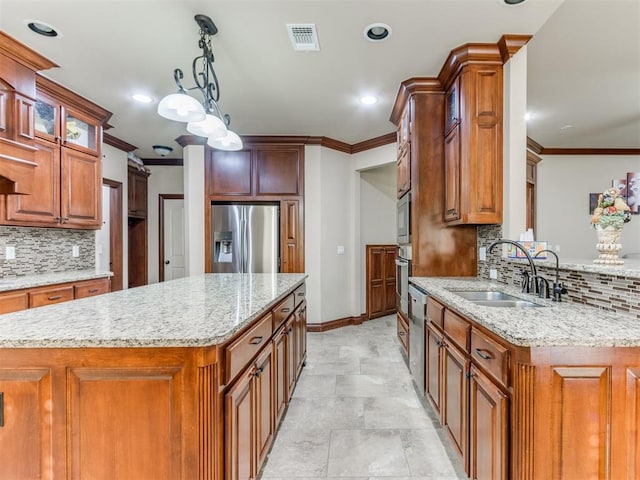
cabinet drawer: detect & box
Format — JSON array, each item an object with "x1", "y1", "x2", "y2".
[
  {"x1": 293, "y1": 284, "x2": 306, "y2": 308},
  {"x1": 0, "y1": 291, "x2": 29, "y2": 314},
  {"x1": 427, "y1": 297, "x2": 444, "y2": 328},
  {"x1": 74, "y1": 278, "x2": 110, "y2": 299},
  {"x1": 29, "y1": 286, "x2": 74, "y2": 308},
  {"x1": 443, "y1": 309, "x2": 470, "y2": 352},
  {"x1": 272, "y1": 294, "x2": 294, "y2": 330},
  {"x1": 471, "y1": 328, "x2": 510, "y2": 387},
  {"x1": 224, "y1": 313, "x2": 273, "y2": 385},
  {"x1": 396, "y1": 313, "x2": 409, "y2": 355}
]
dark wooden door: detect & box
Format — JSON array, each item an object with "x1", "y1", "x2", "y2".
[
  {"x1": 443, "y1": 342, "x2": 469, "y2": 473},
  {"x1": 469, "y1": 365, "x2": 508, "y2": 480},
  {"x1": 225, "y1": 367, "x2": 255, "y2": 480},
  {"x1": 366, "y1": 245, "x2": 397, "y2": 319}
]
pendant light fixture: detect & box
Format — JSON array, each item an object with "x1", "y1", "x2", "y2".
[{"x1": 158, "y1": 14, "x2": 243, "y2": 151}]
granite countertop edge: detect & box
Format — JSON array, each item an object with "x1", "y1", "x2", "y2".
[
  {"x1": 0, "y1": 270, "x2": 113, "y2": 292},
  {"x1": 409, "y1": 276, "x2": 640, "y2": 348},
  {"x1": 0, "y1": 273, "x2": 307, "y2": 349}
]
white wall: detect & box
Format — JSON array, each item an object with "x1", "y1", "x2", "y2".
[
  {"x1": 304, "y1": 143, "x2": 396, "y2": 324},
  {"x1": 101, "y1": 143, "x2": 129, "y2": 287},
  {"x1": 537, "y1": 155, "x2": 640, "y2": 259},
  {"x1": 147, "y1": 165, "x2": 184, "y2": 284}
]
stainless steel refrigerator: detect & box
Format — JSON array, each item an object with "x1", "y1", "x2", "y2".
[{"x1": 211, "y1": 204, "x2": 280, "y2": 273}]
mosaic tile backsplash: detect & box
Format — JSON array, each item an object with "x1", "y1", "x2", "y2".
[
  {"x1": 477, "y1": 225, "x2": 639, "y2": 319},
  {"x1": 0, "y1": 226, "x2": 95, "y2": 277}
]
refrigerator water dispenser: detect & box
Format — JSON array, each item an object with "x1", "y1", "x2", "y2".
[{"x1": 214, "y1": 231, "x2": 233, "y2": 263}]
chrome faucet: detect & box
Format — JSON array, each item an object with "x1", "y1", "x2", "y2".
[
  {"x1": 488, "y1": 239, "x2": 538, "y2": 294},
  {"x1": 534, "y1": 249, "x2": 568, "y2": 302}
]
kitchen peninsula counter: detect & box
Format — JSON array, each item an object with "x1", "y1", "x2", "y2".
[
  {"x1": 409, "y1": 276, "x2": 640, "y2": 347},
  {"x1": 0, "y1": 273, "x2": 308, "y2": 480}
]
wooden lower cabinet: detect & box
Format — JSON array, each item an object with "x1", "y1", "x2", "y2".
[
  {"x1": 423, "y1": 297, "x2": 640, "y2": 480},
  {"x1": 0, "y1": 291, "x2": 28, "y2": 314},
  {"x1": 226, "y1": 366, "x2": 255, "y2": 480},
  {"x1": 469, "y1": 365, "x2": 508, "y2": 480},
  {"x1": 273, "y1": 325, "x2": 288, "y2": 426},
  {"x1": 365, "y1": 245, "x2": 397, "y2": 319}
]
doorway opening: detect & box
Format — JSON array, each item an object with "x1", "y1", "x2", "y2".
[
  {"x1": 159, "y1": 194, "x2": 185, "y2": 282},
  {"x1": 101, "y1": 179, "x2": 123, "y2": 291}
]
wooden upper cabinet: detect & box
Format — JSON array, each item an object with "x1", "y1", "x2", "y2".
[
  {"x1": 444, "y1": 65, "x2": 503, "y2": 225},
  {"x1": 61, "y1": 148, "x2": 101, "y2": 227},
  {"x1": 206, "y1": 150, "x2": 252, "y2": 196},
  {"x1": 128, "y1": 167, "x2": 149, "y2": 218},
  {"x1": 444, "y1": 77, "x2": 459, "y2": 136},
  {"x1": 281, "y1": 199, "x2": 303, "y2": 273},
  {"x1": 396, "y1": 103, "x2": 411, "y2": 198},
  {"x1": 255, "y1": 147, "x2": 301, "y2": 196},
  {"x1": 444, "y1": 125, "x2": 461, "y2": 222}
]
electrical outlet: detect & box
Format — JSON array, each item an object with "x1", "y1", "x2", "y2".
[
  {"x1": 489, "y1": 269, "x2": 498, "y2": 280},
  {"x1": 5, "y1": 246, "x2": 15, "y2": 260},
  {"x1": 479, "y1": 247, "x2": 487, "y2": 261},
  {"x1": 72, "y1": 245, "x2": 80, "y2": 258}
]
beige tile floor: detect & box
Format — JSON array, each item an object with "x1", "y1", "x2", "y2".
[{"x1": 260, "y1": 315, "x2": 467, "y2": 479}]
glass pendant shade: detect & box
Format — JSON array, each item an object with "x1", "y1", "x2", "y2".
[
  {"x1": 207, "y1": 130, "x2": 243, "y2": 151},
  {"x1": 157, "y1": 92, "x2": 206, "y2": 122},
  {"x1": 187, "y1": 114, "x2": 227, "y2": 139}
]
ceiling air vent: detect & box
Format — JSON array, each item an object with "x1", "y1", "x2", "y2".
[{"x1": 286, "y1": 24, "x2": 320, "y2": 51}]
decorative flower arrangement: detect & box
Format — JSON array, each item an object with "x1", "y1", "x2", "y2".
[{"x1": 591, "y1": 187, "x2": 632, "y2": 229}]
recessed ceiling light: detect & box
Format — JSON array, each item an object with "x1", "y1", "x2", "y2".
[
  {"x1": 364, "y1": 23, "x2": 391, "y2": 42},
  {"x1": 132, "y1": 94, "x2": 154, "y2": 104},
  {"x1": 25, "y1": 19, "x2": 59, "y2": 37},
  {"x1": 360, "y1": 95, "x2": 379, "y2": 105},
  {"x1": 502, "y1": 0, "x2": 527, "y2": 5}
]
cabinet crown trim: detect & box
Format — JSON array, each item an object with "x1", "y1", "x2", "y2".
[
  {"x1": 438, "y1": 42, "x2": 503, "y2": 91},
  {"x1": 0, "y1": 31, "x2": 58, "y2": 73},
  {"x1": 390, "y1": 77, "x2": 442, "y2": 124}
]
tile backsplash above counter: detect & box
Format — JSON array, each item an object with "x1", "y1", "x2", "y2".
[
  {"x1": 0, "y1": 226, "x2": 95, "y2": 277},
  {"x1": 477, "y1": 225, "x2": 640, "y2": 319}
]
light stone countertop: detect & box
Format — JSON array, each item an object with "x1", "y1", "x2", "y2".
[
  {"x1": 0, "y1": 273, "x2": 307, "y2": 348},
  {"x1": 0, "y1": 269, "x2": 112, "y2": 292},
  {"x1": 409, "y1": 277, "x2": 640, "y2": 348}
]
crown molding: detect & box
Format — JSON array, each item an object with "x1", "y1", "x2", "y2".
[
  {"x1": 0, "y1": 31, "x2": 58, "y2": 72},
  {"x1": 390, "y1": 78, "x2": 442, "y2": 125},
  {"x1": 540, "y1": 147, "x2": 640, "y2": 155},
  {"x1": 497, "y1": 34, "x2": 533, "y2": 64},
  {"x1": 36, "y1": 74, "x2": 112, "y2": 125},
  {"x1": 351, "y1": 132, "x2": 397, "y2": 154},
  {"x1": 438, "y1": 42, "x2": 503, "y2": 91},
  {"x1": 142, "y1": 158, "x2": 184, "y2": 166},
  {"x1": 527, "y1": 137, "x2": 544, "y2": 154},
  {"x1": 103, "y1": 133, "x2": 136, "y2": 152}
]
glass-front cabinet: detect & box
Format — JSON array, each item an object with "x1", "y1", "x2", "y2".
[{"x1": 34, "y1": 92, "x2": 100, "y2": 156}]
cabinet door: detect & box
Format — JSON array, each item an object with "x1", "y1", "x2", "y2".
[
  {"x1": 61, "y1": 148, "x2": 101, "y2": 228},
  {"x1": 226, "y1": 368, "x2": 255, "y2": 480},
  {"x1": 444, "y1": 125, "x2": 461, "y2": 222},
  {"x1": 281, "y1": 200, "x2": 302, "y2": 273},
  {"x1": 469, "y1": 365, "x2": 509, "y2": 480},
  {"x1": 396, "y1": 144, "x2": 410, "y2": 198},
  {"x1": 273, "y1": 327, "x2": 288, "y2": 426},
  {"x1": 61, "y1": 106, "x2": 100, "y2": 156},
  {"x1": 34, "y1": 94, "x2": 61, "y2": 142},
  {"x1": 426, "y1": 325, "x2": 444, "y2": 419},
  {"x1": 442, "y1": 342, "x2": 469, "y2": 472},
  {"x1": 128, "y1": 170, "x2": 148, "y2": 217},
  {"x1": 254, "y1": 345, "x2": 274, "y2": 470},
  {"x1": 15, "y1": 93, "x2": 35, "y2": 144},
  {"x1": 0, "y1": 369, "x2": 53, "y2": 480},
  {"x1": 294, "y1": 302, "x2": 307, "y2": 378},
  {"x1": 285, "y1": 317, "x2": 296, "y2": 400},
  {"x1": 255, "y1": 146, "x2": 302, "y2": 196},
  {"x1": 206, "y1": 150, "x2": 252, "y2": 196},
  {"x1": 445, "y1": 78, "x2": 460, "y2": 135},
  {"x1": 6, "y1": 138, "x2": 60, "y2": 224}
]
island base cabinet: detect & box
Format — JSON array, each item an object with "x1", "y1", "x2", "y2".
[
  {"x1": 469, "y1": 365, "x2": 508, "y2": 480},
  {"x1": 0, "y1": 369, "x2": 53, "y2": 480}
]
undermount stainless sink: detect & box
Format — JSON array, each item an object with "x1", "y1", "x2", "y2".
[
  {"x1": 453, "y1": 290, "x2": 521, "y2": 301},
  {"x1": 450, "y1": 290, "x2": 542, "y2": 308}
]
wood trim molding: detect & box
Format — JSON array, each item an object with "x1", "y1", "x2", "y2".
[
  {"x1": 0, "y1": 31, "x2": 58, "y2": 72},
  {"x1": 319, "y1": 137, "x2": 352, "y2": 153},
  {"x1": 142, "y1": 158, "x2": 184, "y2": 166},
  {"x1": 351, "y1": 133, "x2": 397, "y2": 154},
  {"x1": 158, "y1": 194, "x2": 185, "y2": 282},
  {"x1": 390, "y1": 77, "x2": 442, "y2": 124},
  {"x1": 103, "y1": 133, "x2": 137, "y2": 152},
  {"x1": 497, "y1": 34, "x2": 533, "y2": 64},
  {"x1": 526, "y1": 150, "x2": 542, "y2": 165},
  {"x1": 307, "y1": 315, "x2": 365, "y2": 333},
  {"x1": 539, "y1": 147, "x2": 640, "y2": 156},
  {"x1": 36, "y1": 75, "x2": 112, "y2": 125},
  {"x1": 175, "y1": 135, "x2": 207, "y2": 147},
  {"x1": 527, "y1": 137, "x2": 544, "y2": 154},
  {"x1": 438, "y1": 42, "x2": 503, "y2": 90}
]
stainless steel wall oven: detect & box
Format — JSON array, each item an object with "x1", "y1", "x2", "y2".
[{"x1": 395, "y1": 244, "x2": 412, "y2": 319}]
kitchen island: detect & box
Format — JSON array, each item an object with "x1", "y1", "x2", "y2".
[
  {"x1": 409, "y1": 276, "x2": 640, "y2": 480},
  {"x1": 0, "y1": 273, "x2": 307, "y2": 480}
]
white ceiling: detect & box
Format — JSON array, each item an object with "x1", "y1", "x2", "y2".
[{"x1": 0, "y1": 0, "x2": 638, "y2": 158}]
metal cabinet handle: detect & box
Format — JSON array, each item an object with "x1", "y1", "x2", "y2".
[
  {"x1": 281, "y1": 308, "x2": 291, "y2": 314},
  {"x1": 398, "y1": 331, "x2": 405, "y2": 336},
  {"x1": 88, "y1": 289, "x2": 99, "y2": 293},
  {"x1": 0, "y1": 392, "x2": 4, "y2": 427},
  {"x1": 48, "y1": 295, "x2": 62, "y2": 301},
  {"x1": 475, "y1": 348, "x2": 493, "y2": 360},
  {"x1": 253, "y1": 366, "x2": 264, "y2": 377},
  {"x1": 249, "y1": 336, "x2": 263, "y2": 345}
]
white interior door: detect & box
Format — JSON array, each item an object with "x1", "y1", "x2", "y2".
[
  {"x1": 97, "y1": 185, "x2": 111, "y2": 272},
  {"x1": 163, "y1": 198, "x2": 186, "y2": 281}
]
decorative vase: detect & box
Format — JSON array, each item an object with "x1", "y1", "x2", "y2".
[{"x1": 594, "y1": 225, "x2": 625, "y2": 266}]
